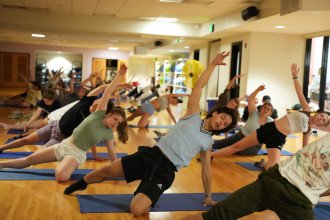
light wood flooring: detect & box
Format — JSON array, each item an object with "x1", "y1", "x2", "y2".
[{"x1": 0, "y1": 98, "x2": 328, "y2": 220}]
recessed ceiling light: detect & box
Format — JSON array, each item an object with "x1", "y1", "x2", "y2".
[
  {"x1": 108, "y1": 47, "x2": 118, "y2": 50},
  {"x1": 57, "y1": 51, "x2": 62, "y2": 54},
  {"x1": 275, "y1": 25, "x2": 285, "y2": 29},
  {"x1": 156, "y1": 17, "x2": 178, "y2": 22},
  {"x1": 169, "y1": 50, "x2": 174, "y2": 52},
  {"x1": 32, "y1": 33, "x2": 45, "y2": 38},
  {"x1": 159, "y1": 0, "x2": 184, "y2": 3},
  {"x1": 184, "y1": 46, "x2": 190, "y2": 49}
]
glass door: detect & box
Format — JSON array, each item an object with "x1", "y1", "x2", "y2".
[{"x1": 304, "y1": 36, "x2": 329, "y2": 113}]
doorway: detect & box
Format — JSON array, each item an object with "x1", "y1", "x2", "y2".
[{"x1": 229, "y1": 42, "x2": 242, "y2": 99}]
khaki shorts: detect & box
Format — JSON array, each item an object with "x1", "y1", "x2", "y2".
[{"x1": 53, "y1": 136, "x2": 87, "y2": 164}]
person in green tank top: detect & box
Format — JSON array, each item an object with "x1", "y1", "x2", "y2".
[{"x1": 0, "y1": 64, "x2": 129, "y2": 182}]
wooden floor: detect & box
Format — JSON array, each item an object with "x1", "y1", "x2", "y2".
[{"x1": 0, "y1": 99, "x2": 328, "y2": 220}]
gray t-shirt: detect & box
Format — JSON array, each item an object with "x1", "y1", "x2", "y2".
[
  {"x1": 241, "y1": 111, "x2": 273, "y2": 136},
  {"x1": 157, "y1": 113, "x2": 214, "y2": 170}
]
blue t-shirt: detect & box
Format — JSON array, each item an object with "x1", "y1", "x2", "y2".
[{"x1": 157, "y1": 113, "x2": 214, "y2": 170}]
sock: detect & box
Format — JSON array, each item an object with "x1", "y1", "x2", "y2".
[{"x1": 64, "y1": 178, "x2": 88, "y2": 195}]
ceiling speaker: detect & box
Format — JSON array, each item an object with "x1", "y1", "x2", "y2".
[
  {"x1": 241, "y1": 6, "x2": 259, "y2": 21},
  {"x1": 154, "y1": 40, "x2": 162, "y2": 46}
]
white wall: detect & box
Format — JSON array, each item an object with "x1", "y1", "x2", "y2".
[
  {"x1": 216, "y1": 32, "x2": 305, "y2": 117},
  {"x1": 128, "y1": 56, "x2": 156, "y2": 82},
  {"x1": 247, "y1": 32, "x2": 305, "y2": 117}
]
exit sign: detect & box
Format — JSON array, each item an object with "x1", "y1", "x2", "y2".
[{"x1": 209, "y1": 24, "x2": 214, "y2": 33}]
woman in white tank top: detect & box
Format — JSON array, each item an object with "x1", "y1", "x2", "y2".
[{"x1": 212, "y1": 63, "x2": 329, "y2": 170}]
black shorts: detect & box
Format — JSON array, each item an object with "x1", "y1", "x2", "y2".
[
  {"x1": 256, "y1": 122, "x2": 286, "y2": 149},
  {"x1": 121, "y1": 146, "x2": 176, "y2": 206}
]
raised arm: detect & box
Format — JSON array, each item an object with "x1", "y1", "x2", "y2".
[
  {"x1": 291, "y1": 63, "x2": 310, "y2": 111},
  {"x1": 96, "y1": 64, "x2": 127, "y2": 112},
  {"x1": 226, "y1": 74, "x2": 244, "y2": 90},
  {"x1": 18, "y1": 72, "x2": 31, "y2": 84},
  {"x1": 248, "y1": 85, "x2": 265, "y2": 114},
  {"x1": 166, "y1": 106, "x2": 177, "y2": 124},
  {"x1": 185, "y1": 51, "x2": 230, "y2": 116}
]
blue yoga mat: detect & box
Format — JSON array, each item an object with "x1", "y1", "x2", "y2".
[
  {"x1": 128, "y1": 124, "x2": 174, "y2": 129},
  {"x1": 7, "y1": 129, "x2": 24, "y2": 134},
  {"x1": 314, "y1": 202, "x2": 330, "y2": 220},
  {"x1": 77, "y1": 192, "x2": 330, "y2": 219},
  {"x1": 236, "y1": 162, "x2": 263, "y2": 171},
  {"x1": 96, "y1": 140, "x2": 106, "y2": 146},
  {"x1": 257, "y1": 149, "x2": 293, "y2": 156},
  {"x1": 5, "y1": 138, "x2": 45, "y2": 145},
  {"x1": 0, "y1": 151, "x2": 127, "y2": 160},
  {"x1": 78, "y1": 193, "x2": 230, "y2": 213},
  {"x1": 0, "y1": 168, "x2": 125, "y2": 180}
]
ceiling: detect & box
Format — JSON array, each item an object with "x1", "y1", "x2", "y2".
[{"x1": 0, "y1": 0, "x2": 330, "y2": 55}]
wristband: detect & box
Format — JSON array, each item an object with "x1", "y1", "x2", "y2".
[{"x1": 292, "y1": 76, "x2": 298, "y2": 79}]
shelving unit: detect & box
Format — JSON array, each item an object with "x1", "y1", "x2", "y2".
[{"x1": 155, "y1": 58, "x2": 188, "y2": 94}]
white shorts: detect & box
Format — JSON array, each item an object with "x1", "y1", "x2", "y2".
[{"x1": 53, "y1": 136, "x2": 87, "y2": 164}]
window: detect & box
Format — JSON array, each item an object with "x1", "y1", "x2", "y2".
[{"x1": 304, "y1": 36, "x2": 329, "y2": 113}]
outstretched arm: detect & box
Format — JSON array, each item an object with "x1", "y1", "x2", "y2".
[
  {"x1": 96, "y1": 64, "x2": 127, "y2": 112},
  {"x1": 185, "y1": 51, "x2": 230, "y2": 116},
  {"x1": 166, "y1": 106, "x2": 176, "y2": 124},
  {"x1": 248, "y1": 85, "x2": 265, "y2": 114},
  {"x1": 226, "y1": 74, "x2": 243, "y2": 90},
  {"x1": 291, "y1": 63, "x2": 310, "y2": 111},
  {"x1": 291, "y1": 64, "x2": 311, "y2": 147}
]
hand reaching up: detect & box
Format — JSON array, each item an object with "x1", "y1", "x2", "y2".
[{"x1": 212, "y1": 51, "x2": 230, "y2": 66}]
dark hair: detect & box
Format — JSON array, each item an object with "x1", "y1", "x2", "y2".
[
  {"x1": 108, "y1": 107, "x2": 128, "y2": 144},
  {"x1": 262, "y1": 102, "x2": 273, "y2": 112},
  {"x1": 167, "y1": 85, "x2": 174, "y2": 94},
  {"x1": 229, "y1": 98, "x2": 240, "y2": 109},
  {"x1": 42, "y1": 89, "x2": 56, "y2": 100},
  {"x1": 170, "y1": 96, "x2": 183, "y2": 104},
  {"x1": 106, "y1": 100, "x2": 115, "y2": 113},
  {"x1": 205, "y1": 106, "x2": 239, "y2": 135},
  {"x1": 31, "y1": 81, "x2": 41, "y2": 90}
]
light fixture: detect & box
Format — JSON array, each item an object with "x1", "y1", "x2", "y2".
[
  {"x1": 108, "y1": 47, "x2": 118, "y2": 50},
  {"x1": 275, "y1": 25, "x2": 285, "y2": 29},
  {"x1": 31, "y1": 33, "x2": 45, "y2": 38},
  {"x1": 169, "y1": 49, "x2": 175, "y2": 52},
  {"x1": 156, "y1": 17, "x2": 178, "y2": 22},
  {"x1": 184, "y1": 46, "x2": 190, "y2": 49},
  {"x1": 159, "y1": 0, "x2": 184, "y2": 3}
]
